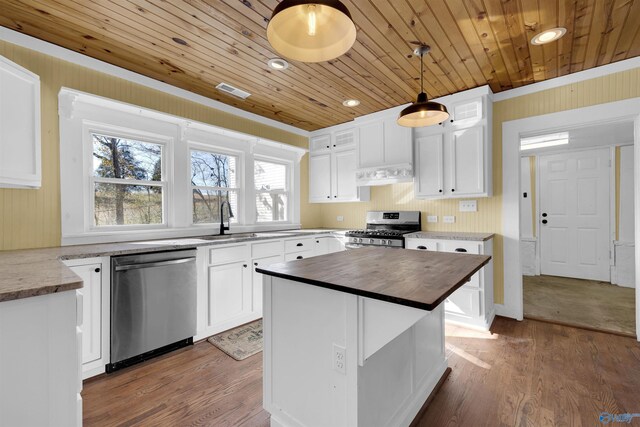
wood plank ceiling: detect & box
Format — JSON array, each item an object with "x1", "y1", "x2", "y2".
[{"x1": 1, "y1": 0, "x2": 639, "y2": 131}]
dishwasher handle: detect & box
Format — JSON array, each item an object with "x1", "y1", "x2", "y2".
[{"x1": 114, "y1": 257, "x2": 195, "y2": 272}]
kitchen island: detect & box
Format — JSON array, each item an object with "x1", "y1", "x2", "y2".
[{"x1": 257, "y1": 247, "x2": 491, "y2": 427}]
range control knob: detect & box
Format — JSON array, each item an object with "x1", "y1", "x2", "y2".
[
  {"x1": 387, "y1": 240, "x2": 393, "y2": 245},
  {"x1": 369, "y1": 238, "x2": 375, "y2": 244}
]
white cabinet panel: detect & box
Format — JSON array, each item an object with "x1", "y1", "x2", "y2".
[
  {"x1": 357, "y1": 121, "x2": 384, "y2": 168},
  {"x1": 444, "y1": 288, "x2": 481, "y2": 319},
  {"x1": 285, "y1": 250, "x2": 315, "y2": 261},
  {"x1": 333, "y1": 149, "x2": 358, "y2": 201},
  {"x1": 405, "y1": 239, "x2": 438, "y2": 251},
  {"x1": 449, "y1": 125, "x2": 484, "y2": 196},
  {"x1": 69, "y1": 263, "x2": 102, "y2": 365},
  {"x1": 310, "y1": 133, "x2": 331, "y2": 153},
  {"x1": 383, "y1": 116, "x2": 412, "y2": 165},
  {"x1": 284, "y1": 237, "x2": 315, "y2": 253},
  {"x1": 0, "y1": 55, "x2": 41, "y2": 188},
  {"x1": 415, "y1": 134, "x2": 444, "y2": 197},
  {"x1": 208, "y1": 262, "x2": 251, "y2": 326},
  {"x1": 309, "y1": 153, "x2": 332, "y2": 202},
  {"x1": 252, "y1": 254, "x2": 283, "y2": 313},
  {"x1": 334, "y1": 128, "x2": 356, "y2": 150}
]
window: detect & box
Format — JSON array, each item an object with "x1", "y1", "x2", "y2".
[
  {"x1": 191, "y1": 149, "x2": 239, "y2": 224},
  {"x1": 91, "y1": 133, "x2": 164, "y2": 227},
  {"x1": 255, "y1": 159, "x2": 288, "y2": 222}
]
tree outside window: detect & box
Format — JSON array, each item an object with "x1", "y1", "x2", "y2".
[
  {"x1": 92, "y1": 134, "x2": 164, "y2": 226},
  {"x1": 191, "y1": 150, "x2": 239, "y2": 224},
  {"x1": 255, "y1": 160, "x2": 288, "y2": 222}
]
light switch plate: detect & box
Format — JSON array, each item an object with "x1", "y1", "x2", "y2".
[
  {"x1": 459, "y1": 200, "x2": 477, "y2": 212},
  {"x1": 427, "y1": 215, "x2": 438, "y2": 223},
  {"x1": 443, "y1": 215, "x2": 455, "y2": 223},
  {"x1": 336, "y1": 216, "x2": 344, "y2": 222}
]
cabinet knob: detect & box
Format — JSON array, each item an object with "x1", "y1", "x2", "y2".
[
  {"x1": 296, "y1": 256, "x2": 303, "y2": 260},
  {"x1": 94, "y1": 267, "x2": 101, "y2": 273},
  {"x1": 327, "y1": 196, "x2": 330, "y2": 199},
  {"x1": 455, "y1": 248, "x2": 467, "y2": 253},
  {"x1": 542, "y1": 219, "x2": 548, "y2": 225},
  {"x1": 316, "y1": 240, "x2": 320, "y2": 243},
  {"x1": 326, "y1": 145, "x2": 330, "y2": 148},
  {"x1": 542, "y1": 213, "x2": 547, "y2": 217},
  {"x1": 439, "y1": 189, "x2": 443, "y2": 193},
  {"x1": 254, "y1": 262, "x2": 258, "y2": 266},
  {"x1": 417, "y1": 246, "x2": 427, "y2": 250},
  {"x1": 243, "y1": 264, "x2": 248, "y2": 268},
  {"x1": 451, "y1": 189, "x2": 455, "y2": 192},
  {"x1": 334, "y1": 195, "x2": 337, "y2": 198},
  {"x1": 296, "y1": 243, "x2": 303, "y2": 247},
  {"x1": 333, "y1": 144, "x2": 336, "y2": 147}
]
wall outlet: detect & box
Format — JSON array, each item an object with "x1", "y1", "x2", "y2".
[
  {"x1": 459, "y1": 200, "x2": 477, "y2": 212},
  {"x1": 336, "y1": 216, "x2": 344, "y2": 222},
  {"x1": 427, "y1": 215, "x2": 438, "y2": 223},
  {"x1": 443, "y1": 215, "x2": 456, "y2": 224},
  {"x1": 333, "y1": 344, "x2": 346, "y2": 374}
]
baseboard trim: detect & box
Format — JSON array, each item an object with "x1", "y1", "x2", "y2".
[
  {"x1": 524, "y1": 315, "x2": 636, "y2": 338},
  {"x1": 409, "y1": 367, "x2": 452, "y2": 427}
]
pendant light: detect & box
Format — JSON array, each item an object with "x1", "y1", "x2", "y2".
[
  {"x1": 267, "y1": 0, "x2": 357, "y2": 63},
  {"x1": 397, "y1": 45, "x2": 449, "y2": 127}
]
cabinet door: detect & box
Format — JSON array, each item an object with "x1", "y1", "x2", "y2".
[
  {"x1": 383, "y1": 116, "x2": 412, "y2": 165},
  {"x1": 448, "y1": 125, "x2": 484, "y2": 196},
  {"x1": 332, "y1": 149, "x2": 358, "y2": 201},
  {"x1": 0, "y1": 56, "x2": 41, "y2": 188},
  {"x1": 333, "y1": 128, "x2": 356, "y2": 151},
  {"x1": 208, "y1": 262, "x2": 251, "y2": 326},
  {"x1": 69, "y1": 263, "x2": 102, "y2": 365},
  {"x1": 357, "y1": 121, "x2": 384, "y2": 168},
  {"x1": 252, "y1": 254, "x2": 283, "y2": 313},
  {"x1": 309, "y1": 133, "x2": 331, "y2": 153},
  {"x1": 309, "y1": 153, "x2": 332, "y2": 202},
  {"x1": 415, "y1": 134, "x2": 444, "y2": 197}
]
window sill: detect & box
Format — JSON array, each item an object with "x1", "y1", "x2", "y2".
[{"x1": 61, "y1": 223, "x2": 302, "y2": 246}]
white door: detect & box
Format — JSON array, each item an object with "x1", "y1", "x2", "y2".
[
  {"x1": 539, "y1": 148, "x2": 610, "y2": 281},
  {"x1": 448, "y1": 125, "x2": 484, "y2": 196},
  {"x1": 332, "y1": 149, "x2": 357, "y2": 201},
  {"x1": 309, "y1": 153, "x2": 332, "y2": 202},
  {"x1": 415, "y1": 133, "x2": 444, "y2": 197}
]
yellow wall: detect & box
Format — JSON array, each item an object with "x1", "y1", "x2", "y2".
[
  {"x1": 0, "y1": 41, "x2": 318, "y2": 251},
  {"x1": 319, "y1": 67, "x2": 640, "y2": 304}
]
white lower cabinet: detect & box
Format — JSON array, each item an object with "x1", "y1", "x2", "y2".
[
  {"x1": 197, "y1": 234, "x2": 345, "y2": 339},
  {"x1": 64, "y1": 257, "x2": 110, "y2": 379},
  {"x1": 406, "y1": 237, "x2": 494, "y2": 330},
  {"x1": 0, "y1": 290, "x2": 80, "y2": 426}
]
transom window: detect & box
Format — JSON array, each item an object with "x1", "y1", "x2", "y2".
[
  {"x1": 255, "y1": 159, "x2": 289, "y2": 222},
  {"x1": 91, "y1": 133, "x2": 164, "y2": 227},
  {"x1": 190, "y1": 149, "x2": 239, "y2": 224}
]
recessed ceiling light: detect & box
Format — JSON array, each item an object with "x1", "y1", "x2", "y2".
[
  {"x1": 267, "y1": 58, "x2": 289, "y2": 70},
  {"x1": 342, "y1": 99, "x2": 360, "y2": 107},
  {"x1": 531, "y1": 27, "x2": 567, "y2": 45}
]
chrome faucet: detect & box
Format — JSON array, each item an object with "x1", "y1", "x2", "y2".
[{"x1": 220, "y1": 200, "x2": 234, "y2": 235}]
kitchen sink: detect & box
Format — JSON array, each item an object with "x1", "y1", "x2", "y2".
[{"x1": 198, "y1": 233, "x2": 259, "y2": 240}]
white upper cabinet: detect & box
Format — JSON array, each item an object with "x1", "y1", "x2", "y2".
[
  {"x1": 415, "y1": 133, "x2": 444, "y2": 197},
  {"x1": 355, "y1": 110, "x2": 413, "y2": 186},
  {"x1": 414, "y1": 86, "x2": 493, "y2": 199},
  {"x1": 309, "y1": 127, "x2": 369, "y2": 203},
  {"x1": 0, "y1": 55, "x2": 41, "y2": 188}
]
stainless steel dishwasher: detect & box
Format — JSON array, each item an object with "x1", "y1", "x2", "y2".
[{"x1": 108, "y1": 249, "x2": 197, "y2": 372}]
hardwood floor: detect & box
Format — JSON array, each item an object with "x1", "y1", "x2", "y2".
[
  {"x1": 524, "y1": 275, "x2": 636, "y2": 337},
  {"x1": 83, "y1": 318, "x2": 640, "y2": 426}
]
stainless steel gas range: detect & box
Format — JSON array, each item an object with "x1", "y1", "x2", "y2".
[{"x1": 345, "y1": 211, "x2": 421, "y2": 249}]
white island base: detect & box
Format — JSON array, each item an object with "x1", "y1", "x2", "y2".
[{"x1": 263, "y1": 276, "x2": 448, "y2": 427}]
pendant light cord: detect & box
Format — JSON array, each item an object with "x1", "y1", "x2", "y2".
[{"x1": 420, "y1": 51, "x2": 424, "y2": 94}]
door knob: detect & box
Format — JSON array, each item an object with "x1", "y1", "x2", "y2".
[
  {"x1": 542, "y1": 213, "x2": 547, "y2": 217},
  {"x1": 542, "y1": 219, "x2": 548, "y2": 224}
]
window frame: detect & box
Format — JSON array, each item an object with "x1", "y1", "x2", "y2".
[
  {"x1": 84, "y1": 123, "x2": 171, "y2": 232},
  {"x1": 254, "y1": 155, "x2": 292, "y2": 224},
  {"x1": 188, "y1": 142, "x2": 244, "y2": 227}
]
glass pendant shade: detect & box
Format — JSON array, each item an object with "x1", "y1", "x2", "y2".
[
  {"x1": 267, "y1": 0, "x2": 357, "y2": 63},
  {"x1": 397, "y1": 92, "x2": 449, "y2": 127}
]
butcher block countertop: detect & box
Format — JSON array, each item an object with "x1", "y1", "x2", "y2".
[
  {"x1": 0, "y1": 229, "x2": 343, "y2": 303},
  {"x1": 256, "y1": 247, "x2": 491, "y2": 311}
]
